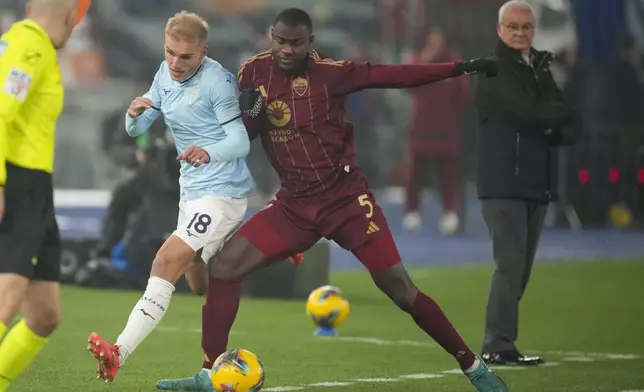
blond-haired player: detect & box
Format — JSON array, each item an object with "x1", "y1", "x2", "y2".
[
  {"x1": 86, "y1": 11, "x2": 254, "y2": 382},
  {"x1": 0, "y1": 0, "x2": 87, "y2": 390}
]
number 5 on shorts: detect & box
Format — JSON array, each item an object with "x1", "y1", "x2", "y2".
[
  {"x1": 187, "y1": 213, "x2": 212, "y2": 234},
  {"x1": 358, "y1": 194, "x2": 374, "y2": 218}
]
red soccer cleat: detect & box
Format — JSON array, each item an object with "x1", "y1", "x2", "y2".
[{"x1": 87, "y1": 332, "x2": 121, "y2": 382}]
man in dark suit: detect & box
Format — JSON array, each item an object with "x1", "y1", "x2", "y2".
[{"x1": 475, "y1": 0, "x2": 581, "y2": 366}]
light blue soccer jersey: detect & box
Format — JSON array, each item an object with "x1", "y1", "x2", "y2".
[{"x1": 125, "y1": 57, "x2": 255, "y2": 200}]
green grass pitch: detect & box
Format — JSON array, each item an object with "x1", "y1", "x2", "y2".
[{"x1": 11, "y1": 260, "x2": 644, "y2": 391}]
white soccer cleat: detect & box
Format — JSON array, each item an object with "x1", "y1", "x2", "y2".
[
  {"x1": 403, "y1": 212, "x2": 422, "y2": 231},
  {"x1": 439, "y1": 211, "x2": 460, "y2": 235}
]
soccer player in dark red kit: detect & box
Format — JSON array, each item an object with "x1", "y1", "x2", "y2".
[{"x1": 156, "y1": 8, "x2": 508, "y2": 392}]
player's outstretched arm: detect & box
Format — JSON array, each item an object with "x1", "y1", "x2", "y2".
[{"x1": 333, "y1": 57, "x2": 497, "y2": 95}]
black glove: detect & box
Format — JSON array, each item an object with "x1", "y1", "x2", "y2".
[
  {"x1": 239, "y1": 88, "x2": 263, "y2": 118},
  {"x1": 455, "y1": 57, "x2": 498, "y2": 77}
]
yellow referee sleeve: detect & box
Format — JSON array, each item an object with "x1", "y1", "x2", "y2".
[{"x1": 0, "y1": 121, "x2": 6, "y2": 186}]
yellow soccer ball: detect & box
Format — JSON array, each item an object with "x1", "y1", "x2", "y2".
[
  {"x1": 306, "y1": 285, "x2": 350, "y2": 330},
  {"x1": 210, "y1": 349, "x2": 265, "y2": 392}
]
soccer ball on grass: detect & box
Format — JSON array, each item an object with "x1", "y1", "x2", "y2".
[
  {"x1": 210, "y1": 349, "x2": 265, "y2": 392},
  {"x1": 306, "y1": 285, "x2": 350, "y2": 336}
]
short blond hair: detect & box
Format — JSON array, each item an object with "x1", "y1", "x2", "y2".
[{"x1": 165, "y1": 11, "x2": 209, "y2": 43}]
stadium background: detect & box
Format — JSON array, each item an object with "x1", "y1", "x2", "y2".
[{"x1": 1, "y1": 0, "x2": 644, "y2": 285}]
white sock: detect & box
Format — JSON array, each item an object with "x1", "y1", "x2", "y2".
[
  {"x1": 115, "y1": 276, "x2": 175, "y2": 364},
  {"x1": 464, "y1": 357, "x2": 481, "y2": 374}
]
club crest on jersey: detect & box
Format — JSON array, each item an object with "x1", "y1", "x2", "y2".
[
  {"x1": 292, "y1": 77, "x2": 308, "y2": 96},
  {"x1": 185, "y1": 87, "x2": 198, "y2": 105},
  {"x1": 266, "y1": 100, "x2": 291, "y2": 127}
]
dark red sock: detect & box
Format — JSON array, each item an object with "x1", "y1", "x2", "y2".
[
  {"x1": 410, "y1": 291, "x2": 475, "y2": 369},
  {"x1": 201, "y1": 277, "x2": 241, "y2": 369}
]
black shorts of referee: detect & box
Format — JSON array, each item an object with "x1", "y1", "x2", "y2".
[{"x1": 0, "y1": 162, "x2": 61, "y2": 281}]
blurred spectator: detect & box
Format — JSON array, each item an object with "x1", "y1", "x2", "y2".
[
  {"x1": 91, "y1": 130, "x2": 179, "y2": 261},
  {"x1": 402, "y1": 27, "x2": 469, "y2": 234},
  {"x1": 344, "y1": 41, "x2": 381, "y2": 184},
  {"x1": 605, "y1": 34, "x2": 644, "y2": 125},
  {"x1": 59, "y1": 16, "x2": 107, "y2": 87}
]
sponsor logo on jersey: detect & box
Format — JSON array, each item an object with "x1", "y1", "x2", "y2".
[
  {"x1": 3, "y1": 69, "x2": 32, "y2": 102},
  {"x1": 266, "y1": 100, "x2": 291, "y2": 127}
]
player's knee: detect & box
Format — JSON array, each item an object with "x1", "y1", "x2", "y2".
[
  {"x1": 0, "y1": 276, "x2": 30, "y2": 323},
  {"x1": 151, "y1": 238, "x2": 195, "y2": 283},
  {"x1": 25, "y1": 305, "x2": 61, "y2": 337},
  {"x1": 185, "y1": 263, "x2": 209, "y2": 295},
  {"x1": 208, "y1": 235, "x2": 264, "y2": 282},
  {"x1": 371, "y1": 266, "x2": 418, "y2": 313},
  {"x1": 389, "y1": 287, "x2": 418, "y2": 313},
  {"x1": 209, "y1": 257, "x2": 242, "y2": 281}
]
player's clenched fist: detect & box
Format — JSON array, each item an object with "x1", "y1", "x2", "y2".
[
  {"x1": 127, "y1": 96, "x2": 156, "y2": 118},
  {"x1": 177, "y1": 145, "x2": 210, "y2": 167}
]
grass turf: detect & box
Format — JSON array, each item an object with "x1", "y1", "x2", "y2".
[{"x1": 11, "y1": 260, "x2": 644, "y2": 392}]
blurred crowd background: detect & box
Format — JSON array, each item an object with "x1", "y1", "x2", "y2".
[{"x1": 2, "y1": 0, "x2": 643, "y2": 233}]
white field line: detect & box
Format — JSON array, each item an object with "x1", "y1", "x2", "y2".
[
  {"x1": 159, "y1": 328, "x2": 642, "y2": 391},
  {"x1": 157, "y1": 326, "x2": 243, "y2": 335}
]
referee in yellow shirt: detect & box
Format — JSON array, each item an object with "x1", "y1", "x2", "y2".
[{"x1": 0, "y1": 0, "x2": 88, "y2": 390}]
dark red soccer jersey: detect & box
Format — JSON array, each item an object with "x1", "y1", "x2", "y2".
[{"x1": 238, "y1": 50, "x2": 461, "y2": 198}]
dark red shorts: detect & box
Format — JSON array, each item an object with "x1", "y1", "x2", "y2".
[{"x1": 236, "y1": 170, "x2": 401, "y2": 274}]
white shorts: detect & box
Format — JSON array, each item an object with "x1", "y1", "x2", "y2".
[{"x1": 173, "y1": 195, "x2": 248, "y2": 263}]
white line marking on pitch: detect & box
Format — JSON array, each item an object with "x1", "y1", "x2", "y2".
[
  {"x1": 488, "y1": 366, "x2": 527, "y2": 371},
  {"x1": 257, "y1": 353, "x2": 634, "y2": 392},
  {"x1": 398, "y1": 373, "x2": 444, "y2": 379},
  {"x1": 563, "y1": 357, "x2": 596, "y2": 362},
  {"x1": 308, "y1": 382, "x2": 353, "y2": 387},
  {"x1": 353, "y1": 378, "x2": 399, "y2": 382},
  {"x1": 157, "y1": 326, "x2": 201, "y2": 333},
  {"x1": 157, "y1": 326, "x2": 243, "y2": 335},
  {"x1": 157, "y1": 329, "x2": 641, "y2": 391},
  {"x1": 530, "y1": 350, "x2": 641, "y2": 360},
  {"x1": 317, "y1": 336, "x2": 435, "y2": 347}
]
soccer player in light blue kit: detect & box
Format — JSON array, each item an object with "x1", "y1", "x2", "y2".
[{"x1": 86, "y1": 11, "x2": 254, "y2": 383}]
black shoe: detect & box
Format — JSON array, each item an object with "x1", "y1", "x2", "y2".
[{"x1": 481, "y1": 350, "x2": 545, "y2": 366}]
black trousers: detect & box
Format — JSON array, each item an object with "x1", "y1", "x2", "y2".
[{"x1": 481, "y1": 198, "x2": 547, "y2": 353}]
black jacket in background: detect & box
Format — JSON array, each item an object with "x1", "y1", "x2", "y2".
[{"x1": 475, "y1": 39, "x2": 582, "y2": 203}]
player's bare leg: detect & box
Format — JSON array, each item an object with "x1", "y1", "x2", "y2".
[
  {"x1": 184, "y1": 259, "x2": 209, "y2": 296},
  {"x1": 88, "y1": 235, "x2": 196, "y2": 382},
  {"x1": 0, "y1": 279, "x2": 60, "y2": 391},
  {"x1": 156, "y1": 236, "x2": 268, "y2": 391},
  {"x1": 369, "y1": 262, "x2": 509, "y2": 391},
  {"x1": 0, "y1": 274, "x2": 30, "y2": 326},
  {"x1": 0, "y1": 280, "x2": 61, "y2": 391}
]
